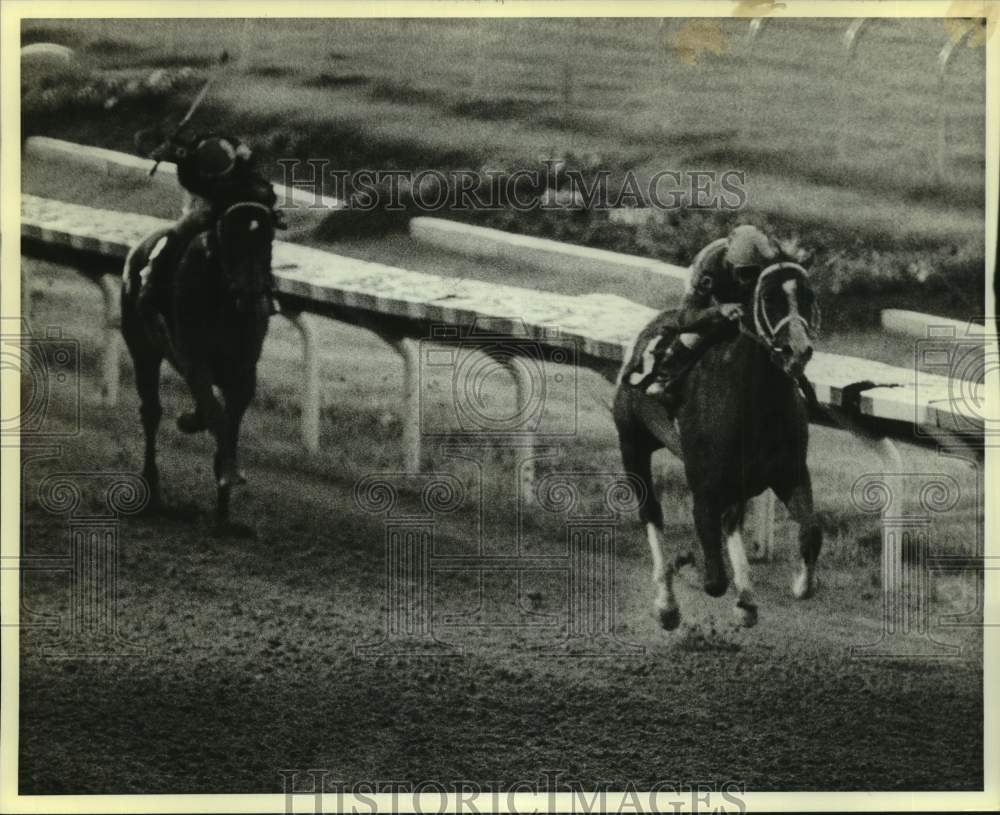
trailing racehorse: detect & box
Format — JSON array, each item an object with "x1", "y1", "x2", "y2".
[
  {"x1": 613, "y1": 262, "x2": 822, "y2": 629},
  {"x1": 121, "y1": 199, "x2": 273, "y2": 535}
]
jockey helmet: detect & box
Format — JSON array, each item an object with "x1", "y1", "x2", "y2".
[
  {"x1": 725, "y1": 225, "x2": 778, "y2": 287},
  {"x1": 191, "y1": 136, "x2": 238, "y2": 179}
]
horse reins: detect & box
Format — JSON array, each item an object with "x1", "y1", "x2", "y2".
[
  {"x1": 751, "y1": 262, "x2": 819, "y2": 342},
  {"x1": 731, "y1": 262, "x2": 821, "y2": 403}
]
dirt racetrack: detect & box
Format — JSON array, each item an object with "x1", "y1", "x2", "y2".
[{"x1": 17, "y1": 261, "x2": 983, "y2": 794}]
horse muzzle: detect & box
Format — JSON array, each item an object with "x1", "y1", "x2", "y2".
[{"x1": 775, "y1": 342, "x2": 813, "y2": 379}]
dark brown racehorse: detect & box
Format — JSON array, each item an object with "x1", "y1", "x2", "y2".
[
  {"x1": 121, "y1": 202, "x2": 273, "y2": 535},
  {"x1": 613, "y1": 262, "x2": 821, "y2": 629}
]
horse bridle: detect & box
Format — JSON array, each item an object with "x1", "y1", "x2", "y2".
[
  {"x1": 215, "y1": 201, "x2": 273, "y2": 305},
  {"x1": 215, "y1": 201, "x2": 272, "y2": 237},
  {"x1": 750, "y1": 262, "x2": 820, "y2": 344},
  {"x1": 729, "y1": 262, "x2": 821, "y2": 402}
]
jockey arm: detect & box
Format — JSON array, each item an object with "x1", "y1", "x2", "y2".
[
  {"x1": 675, "y1": 291, "x2": 730, "y2": 333},
  {"x1": 672, "y1": 228, "x2": 781, "y2": 335},
  {"x1": 674, "y1": 267, "x2": 738, "y2": 334}
]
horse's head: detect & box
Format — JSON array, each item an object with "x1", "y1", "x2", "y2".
[
  {"x1": 749, "y1": 262, "x2": 819, "y2": 379},
  {"x1": 215, "y1": 202, "x2": 274, "y2": 311}
]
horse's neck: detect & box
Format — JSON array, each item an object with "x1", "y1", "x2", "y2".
[
  {"x1": 697, "y1": 331, "x2": 786, "y2": 404},
  {"x1": 175, "y1": 237, "x2": 224, "y2": 300},
  {"x1": 736, "y1": 330, "x2": 785, "y2": 387}
]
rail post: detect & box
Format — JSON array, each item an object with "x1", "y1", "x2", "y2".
[
  {"x1": 837, "y1": 18, "x2": 871, "y2": 163},
  {"x1": 850, "y1": 448, "x2": 962, "y2": 658},
  {"x1": 937, "y1": 25, "x2": 976, "y2": 183},
  {"x1": 97, "y1": 274, "x2": 122, "y2": 408},
  {"x1": 472, "y1": 18, "x2": 487, "y2": 93},
  {"x1": 283, "y1": 309, "x2": 322, "y2": 454},
  {"x1": 490, "y1": 352, "x2": 538, "y2": 504},
  {"x1": 740, "y1": 18, "x2": 769, "y2": 145},
  {"x1": 386, "y1": 335, "x2": 422, "y2": 473}
]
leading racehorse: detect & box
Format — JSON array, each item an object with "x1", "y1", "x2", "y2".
[
  {"x1": 121, "y1": 194, "x2": 273, "y2": 536},
  {"x1": 613, "y1": 262, "x2": 822, "y2": 629}
]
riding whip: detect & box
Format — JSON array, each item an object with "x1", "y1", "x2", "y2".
[{"x1": 148, "y1": 75, "x2": 215, "y2": 177}]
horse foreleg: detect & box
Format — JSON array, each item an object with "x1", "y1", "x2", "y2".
[
  {"x1": 647, "y1": 521, "x2": 680, "y2": 631},
  {"x1": 777, "y1": 478, "x2": 822, "y2": 599},
  {"x1": 692, "y1": 495, "x2": 728, "y2": 598},
  {"x1": 619, "y1": 436, "x2": 680, "y2": 630},
  {"x1": 722, "y1": 504, "x2": 758, "y2": 627},
  {"x1": 181, "y1": 366, "x2": 237, "y2": 490},
  {"x1": 212, "y1": 374, "x2": 255, "y2": 536}
]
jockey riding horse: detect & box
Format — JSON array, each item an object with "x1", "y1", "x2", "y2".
[
  {"x1": 137, "y1": 129, "x2": 284, "y2": 322},
  {"x1": 626, "y1": 225, "x2": 790, "y2": 413},
  {"x1": 616, "y1": 224, "x2": 822, "y2": 628},
  {"x1": 123, "y1": 126, "x2": 282, "y2": 532}
]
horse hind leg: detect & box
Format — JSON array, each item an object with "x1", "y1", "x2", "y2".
[
  {"x1": 776, "y1": 478, "x2": 822, "y2": 599},
  {"x1": 123, "y1": 313, "x2": 164, "y2": 512},
  {"x1": 722, "y1": 504, "x2": 758, "y2": 627},
  {"x1": 179, "y1": 366, "x2": 243, "y2": 522},
  {"x1": 619, "y1": 435, "x2": 680, "y2": 631}
]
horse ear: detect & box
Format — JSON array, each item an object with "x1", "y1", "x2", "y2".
[{"x1": 779, "y1": 238, "x2": 814, "y2": 269}]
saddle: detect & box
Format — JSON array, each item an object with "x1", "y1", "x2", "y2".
[{"x1": 624, "y1": 308, "x2": 735, "y2": 391}]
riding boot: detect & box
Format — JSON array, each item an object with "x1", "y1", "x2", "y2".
[{"x1": 644, "y1": 338, "x2": 696, "y2": 405}]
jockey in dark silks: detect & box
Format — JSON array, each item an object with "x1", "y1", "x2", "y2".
[
  {"x1": 630, "y1": 224, "x2": 781, "y2": 410},
  {"x1": 137, "y1": 131, "x2": 283, "y2": 318}
]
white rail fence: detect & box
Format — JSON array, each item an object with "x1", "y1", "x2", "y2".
[
  {"x1": 19, "y1": 140, "x2": 985, "y2": 563},
  {"x1": 882, "y1": 308, "x2": 988, "y2": 342}
]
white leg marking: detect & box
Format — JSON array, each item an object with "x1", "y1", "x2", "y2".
[
  {"x1": 647, "y1": 522, "x2": 680, "y2": 629},
  {"x1": 646, "y1": 521, "x2": 666, "y2": 582},
  {"x1": 793, "y1": 561, "x2": 816, "y2": 599},
  {"x1": 726, "y1": 524, "x2": 758, "y2": 627},
  {"x1": 726, "y1": 526, "x2": 751, "y2": 594}
]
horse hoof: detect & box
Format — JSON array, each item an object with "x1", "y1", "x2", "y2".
[
  {"x1": 703, "y1": 576, "x2": 728, "y2": 598},
  {"x1": 793, "y1": 572, "x2": 816, "y2": 599},
  {"x1": 657, "y1": 605, "x2": 681, "y2": 631},
  {"x1": 735, "y1": 600, "x2": 758, "y2": 628},
  {"x1": 217, "y1": 470, "x2": 247, "y2": 489},
  {"x1": 176, "y1": 412, "x2": 207, "y2": 434}
]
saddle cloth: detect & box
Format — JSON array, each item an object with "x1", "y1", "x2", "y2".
[{"x1": 624, "y1": 309, "x2": 683, "y2": 387}]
